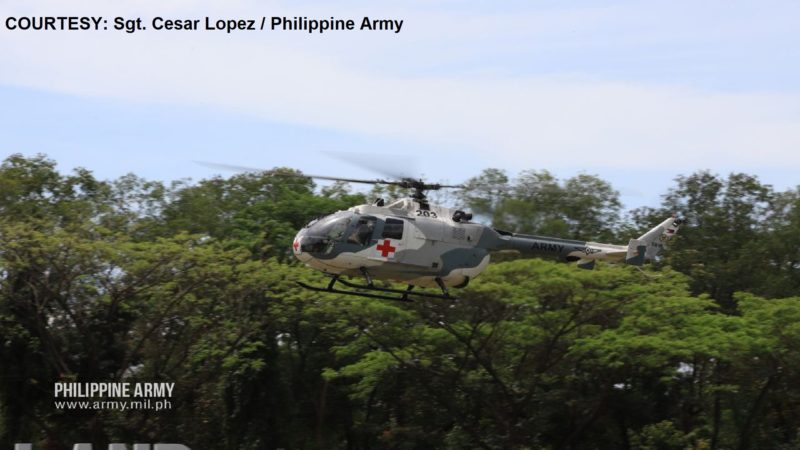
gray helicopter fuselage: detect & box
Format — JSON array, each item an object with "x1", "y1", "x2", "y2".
[
  {"x1": 293, "y1": 198, "x2": 490, "y2": 288},
  {"x1": 292, "y1": 197, "x2": 669, "y2": 288}
]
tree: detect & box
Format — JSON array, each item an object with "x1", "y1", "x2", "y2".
[
  {"x1": 161, "y1": 169, "x2": 365, "y2": 259},
  {"x1": 459, "y1": 168, "x2": 622, "y2": 241},
  {"x1": 755, "y1": 188, "x2": 800, "y2": 298},
  {"x1": 660, "y1": 171, "x2": 774, "y2": 307},
  {"x1": 5, "y1": 154, "x2": 800, "y2": 449},
  {"x1": 457, "y1": 168, "x2": 510, "y2": 219},
  {"x1": 0, "y1": 153, "x2": 110, "y2": 225}
]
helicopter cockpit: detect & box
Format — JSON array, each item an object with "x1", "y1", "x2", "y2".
[
  {"x1": 298, "y1": 211, "x2": 380, "y2": 255},
  {"x1": 299, "y1": 211, "x2": 352, "y2": 253}
]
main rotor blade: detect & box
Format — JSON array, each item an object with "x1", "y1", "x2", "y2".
[
  {"x1": 194, "y1": 161, "x2": 268, "y2": 173},
  {"x1": 194, "y1": 161, "x2": 403, "y2": 186},
  {"x1": 432, "y1": 183, "x2": 466, "y2": 189},
  {"x1": 322, "y1": 151, "x2": 419, "y2": 180},
  {"x1": 302, "y1": 173, "x2": 402, "y2": 186},
  {"x1": 194, "y1": 160, "x2": 464, "y2": 192}
]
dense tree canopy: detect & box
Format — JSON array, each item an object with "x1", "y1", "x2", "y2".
[
  {"x1": 2, "y1": 154, "x2": 800, "y2": 449},
  {"x1": 458, "y1": 169, "x2": 622, "y2": 242}
]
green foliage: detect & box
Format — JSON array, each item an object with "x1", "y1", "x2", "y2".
[
  {"x1": 3, "y1": 154, "x2": 800, "y2": 449},
  {"x1": 160, "y1": 168, "x2": 365, "y2": 259},
  {"x1": 628, "y1": 420, "x2": 704, "y2": 450},
  {"x1": 658, "y1": 171, "x2": 783, "y2": 306},
  {"x1": 459, "y1": 168, "x2": 622, "y2": 241},
  {"x1": 0, "y1": 153, "x2": 110, "y2": 224}
]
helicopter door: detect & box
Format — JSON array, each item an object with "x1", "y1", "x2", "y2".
[{"x1": 372, "y1": 217, "x2": 406, "y2": 261}]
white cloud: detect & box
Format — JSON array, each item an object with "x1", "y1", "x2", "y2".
[{"x1": 2, "y1": 0, "x2": 799, "y2": 172}]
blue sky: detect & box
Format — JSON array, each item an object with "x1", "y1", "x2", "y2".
[{"x1": 2, "y1": 0, "x2": 799, "y2": 209}]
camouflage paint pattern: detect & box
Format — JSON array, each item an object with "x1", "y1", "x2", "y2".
[{"x1": 293, "y1": 198, "x2": 681, "y2": 288}]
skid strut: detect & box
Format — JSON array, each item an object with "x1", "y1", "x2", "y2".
[
  {"x1": 297, "y1": 275, "x2": 456, "y2": 302},
  {"x1": 360, "y1": 267, "x2": 374, "y2": 286}
]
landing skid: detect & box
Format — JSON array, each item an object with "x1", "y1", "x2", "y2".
[{"x1": 297, "y1": 275, "x2": 455, "y2": 302}]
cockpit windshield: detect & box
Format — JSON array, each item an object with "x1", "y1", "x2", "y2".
[
  {"x1": 300, "y1": 212, "x2": 353, "y2": 254},
  {"x1": 305, "y1": 212, "x2": 351, "y2": 240}
]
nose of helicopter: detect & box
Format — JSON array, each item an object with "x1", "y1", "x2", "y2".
[{"x1": 292, "y1": 231, "x2": 312, "y2": 263}]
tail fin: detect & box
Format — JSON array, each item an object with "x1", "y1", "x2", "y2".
[{"x1": 625, "y1": 216, "x2": 683, "y2": 265}]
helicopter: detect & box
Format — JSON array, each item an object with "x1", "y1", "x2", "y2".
[{"x1": 290, "y1": 174, "x2": 683, "y2": 302}]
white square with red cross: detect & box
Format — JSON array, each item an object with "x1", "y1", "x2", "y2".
[{"x1": 375, "y1": 239, "x2": 397, "y2": 259}]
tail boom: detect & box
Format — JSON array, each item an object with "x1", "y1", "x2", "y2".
[{"x1": 488, "y1": 216, "x2": 682, "y2": 269}]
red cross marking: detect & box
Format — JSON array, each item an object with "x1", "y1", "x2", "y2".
[
  {"x1": 293, "y1": 239, "x2": 300, "y2": 251},
  {"x1": 376, "y1": 239, "x2": 397, "y2": 257}
]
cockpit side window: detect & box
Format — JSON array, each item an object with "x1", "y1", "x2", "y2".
[
  {"x1": 348, "y1": 217, "x2": 376, "y2": 245},
  {"x1": 382, "y1": 218, "x2": 404, "y2": 240},
  {"x1": 326, "y1": 218, "x2": 349, "y2": 241}
]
